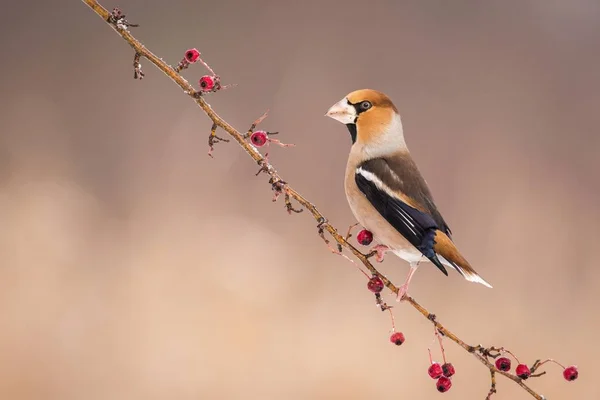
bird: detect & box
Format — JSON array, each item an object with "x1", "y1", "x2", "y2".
[{"x1": 325, "y1": 89, "x2": 492, "y2": 300}]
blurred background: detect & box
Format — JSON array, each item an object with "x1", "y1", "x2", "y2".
[{"x1": 0, "y1": 0, "x2": 598, "y2": 399}]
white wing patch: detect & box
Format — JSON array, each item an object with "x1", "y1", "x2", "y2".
[{"x1": 356, "y1": 167, "x2": 418, "y2": 237}]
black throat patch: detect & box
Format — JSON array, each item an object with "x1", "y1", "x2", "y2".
[{"x1": 345, "y1": 123, "x2": 357, "y2": 144}]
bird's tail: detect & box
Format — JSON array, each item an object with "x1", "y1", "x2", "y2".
[{"x1": 433, "y1": 231, "x2": 493, "y2": 288}]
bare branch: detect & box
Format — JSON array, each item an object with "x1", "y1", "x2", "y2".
[{"x1": 79, "y1": 2, "x2": 577, "y2": 398}]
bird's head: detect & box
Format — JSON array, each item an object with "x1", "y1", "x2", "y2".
[{"x1": 325, "y1": 89, "x2": 406, "y2": 155}]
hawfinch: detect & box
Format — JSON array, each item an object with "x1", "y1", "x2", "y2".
[{"x1": 325, "y1": 89, "x2": 492, "y2": 300}]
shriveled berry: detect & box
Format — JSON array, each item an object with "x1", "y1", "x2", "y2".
[
  {"x1": 199, "y1": 75, "x2": 216, "y2": 92},
  {"x1": 428, "y1": 362, "x2": 443, "y2": 379},
  {"x1": 436, "y1": 376, "x2": 452, "y2": 392},
  {"x1": 250, "y1": 130, "x2": 268, "y2": 147},
  {"x1": 563, "y1": 366, "x2": 578, "y2": 381},
  {"x1": 389, "y1": 332, "x2": 405, "y2": 346},
  {"x1": 356, "y1": 229, "x2": 373, "y2": 246},
  {"x1": 442, "y1": 363, "x2": 455, "y2": 378},
  {"x1": 516, "y1": 364, "x2": 531, "y2": 379},
  {"x1": 367, "y1": 276, "x2": 384, "y2": 293},
  {"x1": 185, "y1": 48, "x2": 200, "y2": 63},
  {"x1": 495, "y1": 357, "x2": 511, "y2": 372}
]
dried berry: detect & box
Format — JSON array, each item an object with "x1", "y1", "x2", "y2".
[
  {"x1": 250, "y1": 130, "x2": 268, "y2": 147},
  {"x1": 367, "y1": 276, "x2": 384, "y2": 293},
  {"x1": 356, "y1": 229, "x2": 373, "y2": 246},
  {"x1": 185, "y1": 48, "x2": 200, "y2": 63},
  {"x1": 199, "y1": 75, "x2": 216, "y2": 92},
  {"x1": 516, "y1": 364, "x2": 531, "y2": 379},
  {"x1": 389, "y1": 332, "x2": 405, "y2": 346},
  {"x1": 495, "y1": 357, "x2": 511, "y2": 372},
  {"x1": 428, "y1": 362, "x2": 443, "y2": 379},
  {"x1": 436, "y1": 376, "x2": 452, "y2": 392},
  {"x1": 442, "y1": 363, "x2": 455, "y2": 378},
  {"x1": 563, "y1": 366, "x2": 578, "y2": 381}
]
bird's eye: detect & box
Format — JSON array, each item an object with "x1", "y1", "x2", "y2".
[{"x1": 359, "y1": 101, "x2": 372, "y2": 111}]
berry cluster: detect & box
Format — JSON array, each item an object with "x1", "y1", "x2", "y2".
[
  {"x1": 356, "y1": 226, "x2": 580, "y2": 395},
  {"x1": 174, "y1": 48, "x2": 234, "y2": 95},
  {"x1": 428, "y1": 362, "x2": 455, "y2": 392},
  {"x1": 492, "y1": 351, "x2": 578, "y2": 382}
]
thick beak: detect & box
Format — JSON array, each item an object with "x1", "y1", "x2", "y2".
[{"x1": 325, "y1": 98, "x2": 356, "y2": 124}]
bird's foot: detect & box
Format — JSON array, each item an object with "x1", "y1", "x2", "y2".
[
  {"x1": 368, "y1": 244, "x2": 389, "y2": 263},
  {"x1": 395, "y1": 264, "x2": 418, "y2": 302},
  {"x1": 396, "y1": 283, "x2": 410, "y2": 302}
]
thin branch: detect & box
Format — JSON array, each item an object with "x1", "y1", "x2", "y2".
[
  {"x1": 486, "y1": 370, "x2": 497, "y2": 400},
  {"x1": 80, "y1": 1, "x2": 558, "y2": 398}
]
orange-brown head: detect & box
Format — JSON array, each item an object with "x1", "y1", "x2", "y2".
[{"x1": 325, "y1": 89, "x2": 406, "y2": 155}]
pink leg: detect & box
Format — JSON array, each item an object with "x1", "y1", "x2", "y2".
[
  {"x1": 370, "y1": 244, "x2": 390, "y2": 263},
  {"x1": 396, "y1": 263, "x2": 419, "y2": 302}
]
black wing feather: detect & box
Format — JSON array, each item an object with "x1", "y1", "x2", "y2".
[{"x1": 355, "y1": 171, "x2": 448, "y2": 276}]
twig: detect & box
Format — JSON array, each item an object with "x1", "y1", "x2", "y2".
[
  {"x1": 486, "y1": 370, "x2": 497, "y2": 400},
  {"x1": 80, "y1": 2, "x2": 556, "y2": 398}
]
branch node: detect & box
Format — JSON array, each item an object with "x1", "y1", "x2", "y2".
[
  {"x1": 108, "y1": 7, "x2": 139, "y2": 30},
  {"x1": 375, "y1": 292, "x2": 393, "y2": 312},
  {"x1": 133, "y1": 52, "x2": 145, "y2": 80},
  {"x1": 269, "y1": 178, "x2": 287, "y2": 202},
  {"x1": 284, "y1": 192, "x2": 303, "y2": 214},
  {"x1": 208, "y1": 123, "x2": 229, "y2": 157}
]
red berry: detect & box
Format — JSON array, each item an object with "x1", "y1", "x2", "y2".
[
  {"x1": 356, "y1": 229, "x2": 373, "y2": 246},
  {"x1": 563, "y1": 366, "x2": 578, "y2": 381},
  {"x1": 185, "y1": 48, "x2": 200, "y2": 63},
  {"x1": 428, "y1": 362, "x2": 443, "y2": 379},
  {"x1": 495, "y1": 357, "x2": 511, "y2": 372},
  {"x1": 442, "y1": 363, "x2": 455, "y2": 377},
  {"x1": 250, "y1": 130, "x2": 268, "y2": 147},
  {"x1": 516, "y1": 364, "x2": 531, "y2": 379},
  {"x1": 389, "y1": 332, "x2": 405, "y2": 346},
  {"x1": 199, "y1": 75, "x2": 215, "y2": 92},
  {"x1": 367, "y1": 276, "x2": 384, "y2": 293},
  {"x1": 436, "y1": 376, "x2": 452, "y2": 392}
]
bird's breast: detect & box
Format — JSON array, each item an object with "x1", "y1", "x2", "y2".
[{"x1": 344, "y1": 157, "x2": 416, "y2": 255}]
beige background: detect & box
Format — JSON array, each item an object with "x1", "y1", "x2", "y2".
[{"x1": 0, "y1": 1, "x2": 598, "y2": 399}]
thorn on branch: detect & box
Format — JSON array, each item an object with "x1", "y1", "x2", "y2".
[
  {"x1": 480, "y1": 346, "x2": 503, "y2": 359},
  {"x1": 317, "y1": 220, "x2": 371, "y2": 277},
  {"x1": 246, "y1": 110, "x2": 270, "y2": 138},
  {"x1": 345, "y1": 222, "x2": 360, "y2": 242},
  {"x1": 255, "y1": 154, "x2": 271, "y2": 176},
  {"x1": 208, "y1": 123, "x2": 229, "y2": 157},
  {"x1": 284, "y1": 192, "x2": 303, "y2": 214},
  {"x1": 374, "y1": 292, "x2": 393, "y2": 312},
  {"x1": 133, "y1": 52, "x2": 144, "y2": 80},
  {"x1": 108, "y1": 7, "x2": 139, "y2": 30}
]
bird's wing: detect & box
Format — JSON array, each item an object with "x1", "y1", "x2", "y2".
[{"x1": 354, "y1": 154, "x2": 452, "y2": 275}]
